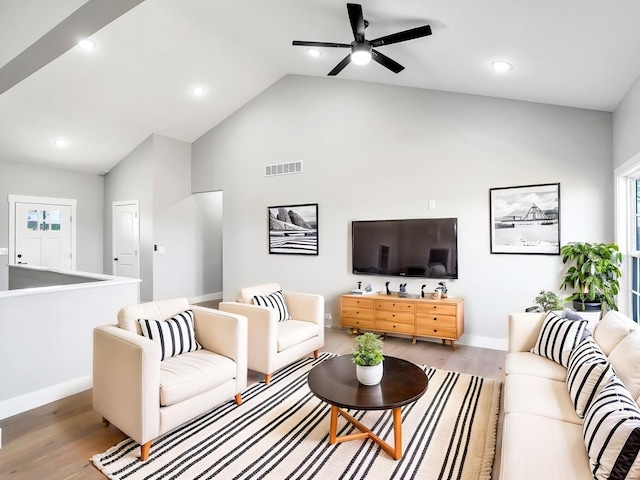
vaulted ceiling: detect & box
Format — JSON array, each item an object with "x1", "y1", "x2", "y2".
[{"x1": 2, "y1": 0, "x2": 640, "y2": 174}]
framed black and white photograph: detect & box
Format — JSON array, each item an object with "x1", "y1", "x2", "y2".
[
  {"x1": 489, "y1": 183, "x2": 560, "y2": 255},
  {"x1": 268, "y1": 203, "x2": 318, "y2": 255}
]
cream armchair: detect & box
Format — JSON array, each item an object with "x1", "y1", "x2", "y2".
[
  {"x1": 219, "y1": 283, "x2": 324, "y2": 385},
  {"x1": 93, "y1": 298, "x2": 247, "y2": 461}
]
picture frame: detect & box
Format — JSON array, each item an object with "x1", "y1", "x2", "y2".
[
  {"x1": 268, "y1": 203, "x2": 318, "y2": 255},
  {"x1": 489, "y1": 183, "x2": 560, "y2": 255}
]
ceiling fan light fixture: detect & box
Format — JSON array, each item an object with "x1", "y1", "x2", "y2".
[
  {"x1": 492, "y1": 61, "x2": 513, "y2": 72},
  {"x1": 351, "y1": 42, "x2": 371, "y2": 65}
]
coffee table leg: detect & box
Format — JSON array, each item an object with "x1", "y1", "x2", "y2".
[
  {"x1": 392, "y1": 407, "x2": 402, "y2": 460},
  {"x1": 329, "y1": 405, "x2": 338, "y2": 444}
]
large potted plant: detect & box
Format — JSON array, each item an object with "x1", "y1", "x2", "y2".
[
  {"x1": 560, "y1": 242, "x2": 622, "y2": 311},
  {"x1": 352, "y1": 332, "x2": 384, "y2": 385}
]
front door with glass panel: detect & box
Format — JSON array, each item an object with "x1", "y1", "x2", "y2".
[{"x1": 14, "y1": 202, "x2": 73, "y2": 269}]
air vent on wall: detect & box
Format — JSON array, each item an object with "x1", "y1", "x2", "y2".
[{"x1": 265, "y1": 161, "x2": 303, "y2": 177}]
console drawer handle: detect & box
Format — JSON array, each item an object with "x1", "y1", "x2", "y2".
[
  {"x1": 433, "y1": 317, "x2": 437, "y2": 321},
  {"x1": 433, "y1": 329, "x2": 438, "y2": 333}
]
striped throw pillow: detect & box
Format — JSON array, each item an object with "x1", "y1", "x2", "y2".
[
  {"x1": 138, "y1": 310, "x2": 202, "y2": 361},
  {"x1": 530, "y1": 311, "x2": 587, "y2": 367},
  {"x1": 252, "y1": 290, "x2": 291, "y2": 322},
  {"x1": 583, "y1": 378, "x2": 640, "y2": 480},
  {"x1": 566, "y1": 337, "x2": 616, "y2": 417}
]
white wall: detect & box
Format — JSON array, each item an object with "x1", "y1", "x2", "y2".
[
  {"x1": 194, "y1": 191, "x2": 223, "y2": 295},
  {"x1": 152, "y1": 135, "x2": 205, "y2": 300},
  {"x1": 104, "y1": 136, "x2": 154, "y2": 300},
  {"x1": 0, "y1": 160, "x2": 104, "y2": 290},
  {"x1": 192, "y1": 75, "x2": 613, "y2": 345},
  {"x1": 613, "y1": 74, "x2": 640, "y2": 168}
]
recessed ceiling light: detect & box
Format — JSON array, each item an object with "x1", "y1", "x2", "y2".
[
  {"x1": 307, "y1": 48, "x2": 322, "y2": 58},
  {"x1": 491, "y1": 61, "x2": 513, "y2": 72},
  {"x1": 192, "y1": 86, "x2": 206, "y2": 96},
  {"x1": 78, "y1": 39, "x2": 95, "y2": 50},
  {"x1": 53, "y1": 139, "x2": 69, "y2": 147}
]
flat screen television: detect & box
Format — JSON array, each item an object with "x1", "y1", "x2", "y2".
[{"x1": 352, "y1": 218, "x2": 458, "y2": 279}]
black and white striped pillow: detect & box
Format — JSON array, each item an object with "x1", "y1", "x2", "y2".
[
  {"x1": 138, "y1": 310, "x2": 202, "y2": 361},
  {"x1": 530, "y1": 311, "x2": 588, "y2": 367},
  {"x1": 567, "y1": 337, "x2": 616, "y2": 417},
  {"x1": 583, "y1": 377, "x2": 640, "y2": 479},
  {"x1": 252, "y1": 290, "x2": 291, "y2": 322}
]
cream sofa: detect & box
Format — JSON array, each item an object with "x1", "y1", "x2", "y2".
[
  {"x1": 219, "y1": 283, "x2": 324, "y2": 385},
  {"x1": 93, "y1": 298, "x2": 247, "y2": 461},
  {"x1": 500, "y1": 310, "x2": 640, "y2": 479}
]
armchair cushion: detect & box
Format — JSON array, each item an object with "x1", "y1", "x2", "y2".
[
  {"x1": 159, "y1": 350, "x2": 237, "y2": 407},
  {"x1": 252, "y1": 290, "x2": 291, "y2": 321},
  {"x1": 138, "y1": 310, "x2": 202, "y2": 360},
  {"x1": 277, "y1": 320, "x2": 320, "y2": 352}
]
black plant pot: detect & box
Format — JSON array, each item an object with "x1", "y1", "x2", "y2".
[{"x1": 573, "y1": 299, "x2": 602, "y2": 312}]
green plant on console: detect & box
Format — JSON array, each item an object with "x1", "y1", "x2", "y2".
[
  {"x1": 352, "y1": 332, "x2": 384, "y2": 367},
  {"x1": 560, "y1": 242, "x2": 622, "y2": 311},
  {"x1": 534, "y1": 290, "x2": 563, "y2": 311}
]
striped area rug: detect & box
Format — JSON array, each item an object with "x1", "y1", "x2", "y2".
[{"x1": 92, "y1": 353, "x2": 501, "y2": 480}]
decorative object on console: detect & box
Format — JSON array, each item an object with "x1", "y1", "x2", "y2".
[
  {"x1": 533, "y1": 290, "x2": 563, "y2": 312},
  {"x1": 268, "y1": 203, "x2": 318, "y2": 256},
  {"x1": 489, "y1": 183, "x2": 560, "y2": 255},
  {"x1": 560, "y1": 242, "x2": 622, "y2": 312},
  {"x1": 352, "y1": 332, "x2": 384, "y2": 385},
  {"x1": 398, "y1": 283, "x2": 407, "y2": 297},
  {"x1": 438, "y1": 281, "x2": 448, "y2": 298},
  {"x1": 421, "y1": 284, "x2": 426, "y2": 298},
  {"x1": 385, "y1": 281, "x2": 390, "y2": 295}
]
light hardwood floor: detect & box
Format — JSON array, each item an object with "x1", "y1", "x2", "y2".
[{"x1": 0, "y1": 328, "x2": 506, "y2": 480}]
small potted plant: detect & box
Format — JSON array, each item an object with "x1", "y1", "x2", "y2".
[
  {"x1": 352, "y1": 332, "x2": 384, "y2": 385},
  {"x1": 560, "y1": 242, "x2": 622, "y2": 311},
  {"x1": 534, "y1": 290, "x2": 563, "y2": 312}
]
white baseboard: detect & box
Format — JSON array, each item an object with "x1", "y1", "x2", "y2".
[
  {"x1": 457, "y1": 334, "x2": 508, "y2": 351},
  {"x1": 0, "y1": 375, "x2": 92, "y2": 420},
  {"x1": 189, "y1": 291, "x2": 223, "y2": 304}
]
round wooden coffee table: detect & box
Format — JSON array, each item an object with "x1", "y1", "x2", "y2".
[{"x1": 307, "y1": 355, "x2": 428, "y2": 459}]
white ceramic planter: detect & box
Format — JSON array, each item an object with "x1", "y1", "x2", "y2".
[{"x1": 356, "y1": 362, "x2": 383, "y2": 385}]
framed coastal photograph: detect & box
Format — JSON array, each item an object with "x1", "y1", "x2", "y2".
[
  {"x1": 268, "y1": 203, "x2": 318, "y2": 255},
  {"x1": 489, "y1": 183, "x2": 560, "y2": 255}
]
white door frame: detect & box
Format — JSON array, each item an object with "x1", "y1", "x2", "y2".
[
  {"x1": 8, "y1": 194, "x2": 77, "y2": 269},
  {"x1": 112, "y1": 200, "x2": 140, "y2": 277}
]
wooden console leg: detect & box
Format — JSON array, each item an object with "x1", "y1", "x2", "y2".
[
  {"x1": 101, "y1": 417, "x2": 110, "y2": 427},
  {"x1": 234, "y1": 393, "x2": 242, "y2": 405},
  {"x1": 140, "y1": 441, "x2": 151, "y2": 461},
  {"x1": 313, "y1": 349, "x2": 319, "y2": 359},
  {"x1": 265, "y1": 374, "x2": 271, "y2": 385},
  {"x1": 450, "y1": 340, "x2": 456, "y2": 351}
]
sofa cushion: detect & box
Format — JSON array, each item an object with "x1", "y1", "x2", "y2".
[
  {"x1": 567, "y1": 337, "x2": 615, "y2": 417},
  {"x1": 608, "y1": 330, "x2": 640, "y2": 402},
  {"x1": 505, "y1": 351, "x2": 567, "y2": 381},
  {"x1": 593, "y1": 310, "x2": 638, "y2": 356},
  {"x1": 159, "y1": 350, "x2": 237, "y2": 407},
  {"x1": 530, "y1": 311, "x2": 588, "y2": 367},
  {"x1": 504, "y1": 374, "x2": 582, "y2": 424},
  {"x1": 253, "y1": 290, "x2": 291, "y2": 322},
  {"x1": 139, "y1": 310, "x2": 202, "y2": 361},
  {"x1": 277, "y1": 320, "x2": 319, "y2": 352},
  {"x1": 237, "y1": 283, "x2": 282, "y2": 304},
  {"x1": 501, "y1": 413, "x2": 592, "y2": 480},
  {"x1": 583, "y1": 377, "x2": 640, "y2": 480}
]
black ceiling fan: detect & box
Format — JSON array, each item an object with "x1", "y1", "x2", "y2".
[{"x1": 292, "y1": 3, "x2": 432, "y2": 76}]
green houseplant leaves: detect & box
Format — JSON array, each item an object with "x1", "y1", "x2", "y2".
[
  {"x1": 352, "y1": 332, "x2": 384, "y2": 366},
  {"x1": 560, "y1": 242, "x2": 622, "y2": 311}
]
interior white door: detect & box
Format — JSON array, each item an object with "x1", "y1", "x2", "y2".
[
  {"x1": 113, "y1": 201, "x2": 140, "y2": 278},
  {"x1": 14, "y1": 203, "x2": 73, "y2": 268}
]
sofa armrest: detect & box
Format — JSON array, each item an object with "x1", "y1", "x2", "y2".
[
  {"x1": 191, "y1": 306, "x2": 248, "y2": 391},
  {"x1": 93, "y1": 325, "x2": 160, "y2": 445},
  {"x1": 283, "y1": 292, "x2": 324, "y2": 326},
  {"x1": 508, "y1": 313, "x2": 546, "y2": 353}
]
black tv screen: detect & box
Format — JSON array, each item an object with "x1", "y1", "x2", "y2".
[{"x1": 352, "y1": 218, "x2": 458, "y2": 279}]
